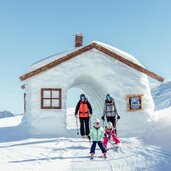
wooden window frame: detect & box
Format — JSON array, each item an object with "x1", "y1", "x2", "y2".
[
  {"x1": 41, "y1": 88, "x2": 62, "y2": 109},
  {"x1": 127, "y1": 94, "x2": 144, "y2": 112}
]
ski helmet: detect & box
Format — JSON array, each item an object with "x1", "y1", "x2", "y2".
[
  {"x1": 93, "y1": 119, "x2": 100, "y2": 127},
  {"x1": 93, "y1": 119, "x2": 100, "y2": 124},
  {"x1": 106, "y1": 122, "x2": 113, "y2": 129},
  {"x1": 106, "y1": 94, "x2": 112, "y2": 100},
  {"x1": 80, "y1": 94, "x2": 86, "y2": 99}
]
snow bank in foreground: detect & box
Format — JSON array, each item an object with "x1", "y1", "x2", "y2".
[
  {"x1": 67, "y1": 107, "x2": 171, "y2": 152},
  {"x1": 0, "y1": 112, "x2": 171, "y2": 170},
  {"x1": 0, "y1": 111, "x2": 14, "y2": 119},
  {"x1": 152, "y1": 81, "x2": 171, "y2": 110},
  {"x1": 0, "y1": 116, "x2": 30, "y2": 143},
  {"x1": 144, "y1": 107, "x2": 171, "y2": 150}
]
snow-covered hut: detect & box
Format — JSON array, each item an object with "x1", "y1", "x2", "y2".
[{"x1": 20, "y1": 34, "x2": 164, "y2": 136}]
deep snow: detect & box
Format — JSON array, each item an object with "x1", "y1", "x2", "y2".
[
  {"x1": 144, "y1": 107, "x2": 171, "y2": 151},
  {"x1": 152, "y1": 80, "x2": 171, "y2": 110},
  {"x1": 0, "y1": 81, "x2": 171, "y2": 170},
  {"x1": 0, "y1": 107, "x2": 171, "y2": 171},
  {"x1": 0, "y1": 111, "x2": 14, "y2": 119}
]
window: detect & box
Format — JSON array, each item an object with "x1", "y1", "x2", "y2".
[
  {"x1": 127, "y1": 94, "x2": 143, "y2": 112},
  {"x1": 41, "y1": 88, "x2": 62, "y2": 109}
]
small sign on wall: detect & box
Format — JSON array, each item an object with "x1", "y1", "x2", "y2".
[{"x1": 127, "y1": 94, "x2": 144, "y2": 112}]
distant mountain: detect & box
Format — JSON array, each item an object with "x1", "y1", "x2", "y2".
[
  {"x1": 0, "y1": 111, "x2": 14, "y2": 119},
  {"x1": 151, "y1": 81, "x2": 171, "y2": 110}
]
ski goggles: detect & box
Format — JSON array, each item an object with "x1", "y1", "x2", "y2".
[{"x1": 94, "y1": 122, "x2": 100, "y2": 125}]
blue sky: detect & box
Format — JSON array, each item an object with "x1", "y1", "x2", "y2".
[{"x1": 0, "y1": 0, "x2": 171, "y2": 114}]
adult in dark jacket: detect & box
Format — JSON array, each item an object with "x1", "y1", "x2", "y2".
[
  {"x1": 101, "y1": 94, "x2": 120, "y2": 133},
  {"x1": 75, "y1": 94, "x2": 92, "y2": 138}
]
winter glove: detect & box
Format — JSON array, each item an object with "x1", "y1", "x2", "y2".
[
  {"x1": 87, "y1": 135, "x2": 91, "y2": 140},
  {"x1": 117, "y1": 115, "x2": 120, "y2": 120},
  {"x1": 101, "y1": 116, "x2": 105, "y2": 121}
]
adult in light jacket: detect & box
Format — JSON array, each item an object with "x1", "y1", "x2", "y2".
[{"x1": 101, "y1": 94, "x2": 120, "y2": 133}]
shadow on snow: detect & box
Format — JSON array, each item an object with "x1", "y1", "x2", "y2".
[{"x1": 9, "y1": 154, "x2": 136, "y2": 163}]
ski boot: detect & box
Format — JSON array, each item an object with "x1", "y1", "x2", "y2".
[
  {"x1": 103, "y1": 152, "x2": 107, "y2": 159},
  {"x1": 90, "y1": 153, "x2": 94, "y2": 160}
]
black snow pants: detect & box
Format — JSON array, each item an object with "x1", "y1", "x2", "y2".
[{"x1": 79, "y1": 117, "x2": 90, "y2": 136}]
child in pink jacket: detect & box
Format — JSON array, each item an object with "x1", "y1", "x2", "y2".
[{"x1": 103, "y1": 122, "x2": 120, "y2": 148}]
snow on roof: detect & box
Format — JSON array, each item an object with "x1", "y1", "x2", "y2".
[
  {"x1": 20, "y1": 41, "x2": 164, "y2": 82},
  {"x1": 29, "y1": 41, "x2": 143, "y2": 72},
  {"x1": 29, "y1": 47, "x2": 81, "y2": 71},
  {"x1": 93, "y1": 41, "x2": 143, "y2": 66}
]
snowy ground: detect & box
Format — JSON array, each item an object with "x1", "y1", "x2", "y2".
[
  {"x1": 0, "y1": 110, "x2": 171, "y2": 171},
  {"x1": 152, "y1": 81, "x2": 171, "y2": 110}
]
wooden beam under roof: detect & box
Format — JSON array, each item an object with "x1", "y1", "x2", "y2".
[{"x1": 20, "y1": 42, "x2": 164, "y2": 82}]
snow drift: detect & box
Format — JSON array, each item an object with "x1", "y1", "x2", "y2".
[
  {"x1": 0, "y1": 106, "x2": 171, "y2": 171},
  {"x1": 152, "y1": 80, "x2": 171, "y2": 110},
  {"x1": 0, "y1": 111, "x2": 14, "y2": 119}
]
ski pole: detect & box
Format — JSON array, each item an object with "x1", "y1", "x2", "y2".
[
  {"x1": 115, "y1": 118, "x2": 119, "y2": 135},
  {"x1": 89, "y1": 114, "x2": 91, "y2": 128},
  {"x1": 76, "y1": 116, "x2": 79, "y2": 135}
]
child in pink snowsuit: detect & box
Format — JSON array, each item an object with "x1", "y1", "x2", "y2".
[{"x1": 103, "y1": 122, "x2": 120, "y2": 148}]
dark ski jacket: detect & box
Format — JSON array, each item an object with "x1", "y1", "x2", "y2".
[{"x1": 75, "y1": 100, "x2": 92, "y2": 117}]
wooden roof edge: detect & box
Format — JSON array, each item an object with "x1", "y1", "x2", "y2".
[
  {"x1": 93, "y1": 43, "x2": 164, "y2": 82},
  {"x1": 20, "y1": 43, "x2": 95, "y2": 81},
  {"x1": 19, "y1": 42, "x2": 164, "y2": 82}
]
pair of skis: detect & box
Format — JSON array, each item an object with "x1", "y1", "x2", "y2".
[
  {"x1": 90, "y1": 154, "x2": 107, "y2": 160},
  {"x1": 109, "y1": 141, "x2": 125, "y2": 154},
  {"x1": 90, "y1": 143, "x2": 119, "y2": 160},
  {"x1": 104, "y1": 140, "x2": 122, "y2": 154}
]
